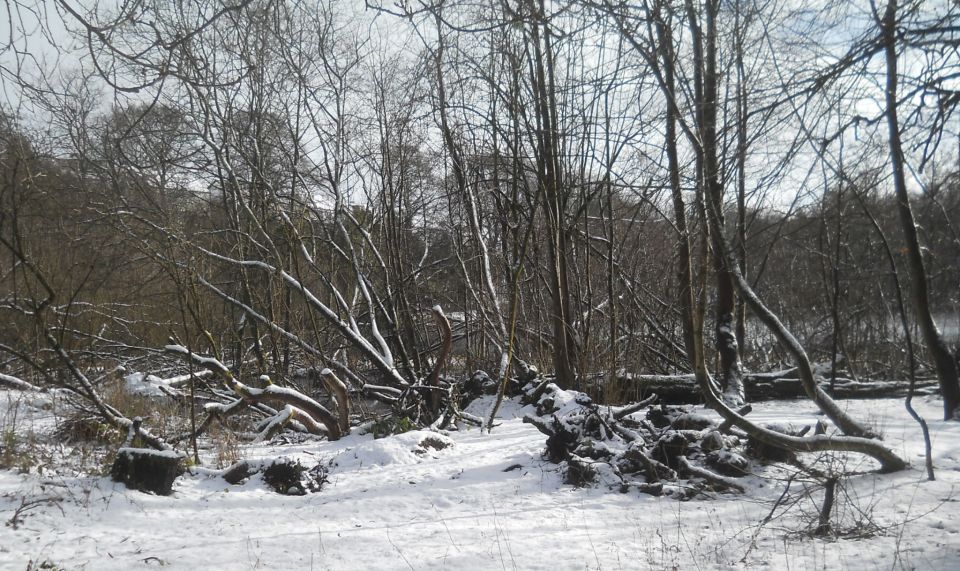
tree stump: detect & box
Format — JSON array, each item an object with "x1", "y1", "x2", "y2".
[{"x1": 111, "y1": 448, "x2": 185, "y2": 495}]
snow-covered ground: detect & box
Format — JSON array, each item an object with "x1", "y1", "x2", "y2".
[{"x1": 1, "y1": 390, "x2": 958, "y2": 570}]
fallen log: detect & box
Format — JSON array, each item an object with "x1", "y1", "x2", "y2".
[
  {"x1": 615, "y1": 371, "x2": 940, "y2": 403},
  {"x1": 0, "y1": 372, "x2": 40, "y2": 391}
]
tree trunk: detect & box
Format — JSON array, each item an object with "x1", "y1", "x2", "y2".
[
  {"x1": 654, "y1": 3, "x2": 698, "y2": 383},
  {"x1": 531, "y1": 3, "x2": 577, "y2": 389},
  {"x1": 688, "y1": 0, "x2": 744, "y2": 406},
  {"x1": 881, "y1": 0, "x2": 960, "y2": 420}
]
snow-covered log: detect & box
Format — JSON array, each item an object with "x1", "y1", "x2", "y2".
[
  {"x1": 0, "y1": 372, "x2": 40, "y2": 391},
  {"x1": 146, "y1": 369, "x2": 215, "y2": 387},
  {"x1": 256, "y1": 405, "x2": 327, "y2": 441}
]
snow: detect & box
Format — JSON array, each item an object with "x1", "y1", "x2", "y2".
[
  {"x1": 124, "y1": 370, "x2": 216, "y2": 397},
  {"x1": 2, "y1": 392, "x2": 959, "y2": 569},
  {"x1": 328, "y1": 430, "x2": 455, "y2": 470},
  {"x1": 123, "y1": 372, "x2": 190, "y2": 397},
  {"x1": 116, "y1": 447, "x2": 185, "y2": 460}
]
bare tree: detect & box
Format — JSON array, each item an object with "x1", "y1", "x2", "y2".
[{"x1": 877, "y1": 0, "x2": 960, "y2": 420}]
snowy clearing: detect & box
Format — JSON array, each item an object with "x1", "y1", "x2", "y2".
[{"x1": 1, "y1": 392, "x2": 958, "y2": 570}]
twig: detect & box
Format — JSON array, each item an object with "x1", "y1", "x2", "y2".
[{"x1": 6, "y1": 496, "x2": 62, "y2": 530}]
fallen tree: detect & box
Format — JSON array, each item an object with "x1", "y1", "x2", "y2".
[
  {"x1": 673, "y1": 178, "x2": 908, "y2": 471},
  {"x1": 165, "y1": 344, "x2": 343, "y2": 441},
  {"x1": 0, "y1": 372, "x2": 41, "y2": 392},
  {"x1": 609, "y1": 370, "x2": 940, "y2": 404},
  {"x1": 162, "y1": 304, "x2": 459, "y2": 444}
]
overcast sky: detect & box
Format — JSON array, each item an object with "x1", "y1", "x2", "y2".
[{"x1": 0, "y1": 2, "x2": 85, "y2": 110}]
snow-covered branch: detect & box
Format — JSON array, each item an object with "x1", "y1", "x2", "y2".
[
  {"x1": 0, "y1": 372, "x2": 40, "y2": 391},
  {"x1": 165, "y1": 345, "x2": 343, "y2": 440}
]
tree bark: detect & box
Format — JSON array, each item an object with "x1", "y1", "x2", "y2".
[{"x1": 687, "y1": 0, "x2": 744, "y2": 406}]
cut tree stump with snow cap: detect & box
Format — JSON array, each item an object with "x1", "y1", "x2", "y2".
[{"x1": 111, "y1": 447, "x2": 185, "y2": 495}]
